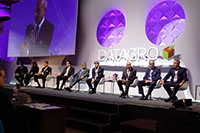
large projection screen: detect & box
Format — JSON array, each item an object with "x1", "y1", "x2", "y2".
[{"x1": 8, "y1": 0, "x2": 78, "y2": 57}]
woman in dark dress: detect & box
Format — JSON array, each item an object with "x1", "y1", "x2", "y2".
[{"x1": 24, "y1": 61, "x2": 39, "y2": 87}]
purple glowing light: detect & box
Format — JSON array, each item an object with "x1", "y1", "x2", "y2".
[
  {"x1": 97, "y1": 9, "x2": 126, "y2": 48},
  {"x1": 146, "y1": 1, "x2": 186, "y2": 45},
  {"x1": 0, "y1": 8, "x2": 14, "y2": 62}
]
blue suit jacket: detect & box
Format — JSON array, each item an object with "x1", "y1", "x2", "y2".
[
  {"x1": 163, "y1": 67, "x2": 188, "y2": 83},
  {"x1": 143, "y1": 67, "x2": 161, "y2": 84},
  {"x1": 73, "y1": 68, "x2": 90, "y2": 78}
]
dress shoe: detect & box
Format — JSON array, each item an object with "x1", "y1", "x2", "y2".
[
  {"x1": 89, "y1": 91, "x2": 92, "y2": 94},
  {"x1": 89, "y1": 91, "x2": 93, "y2": 94},
  {"x1": 65, "y1": 87, "x2": 72, "y2": 92},
  {"x1": 164, "y1": 97, "x2": 172, "y2": 102},
  {"x1": 139, "y1": 96, "x2": 145, "y2": 100},
  {"x1": 171, "y1": 96, "x2": 178, "y2": 102},
  {"x1": 36, "y1": 86, "x2": 41, "y2": 88},
  {"x1": 119, "y1": 93, "x2": 125, "y2": 97},
  {"x1": 165, "y1": 96, "x2": 178, "y2": 102},
  {"x1": 144, "y1": 95, "x2": 149, "y2": 100},
  {"x1": 122, "y1": 95, "x2": 128, "y2": 99}
]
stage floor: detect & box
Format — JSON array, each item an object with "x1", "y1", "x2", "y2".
[{"x1": 4, "y1": 84, "x2": 200, "y2": 113}]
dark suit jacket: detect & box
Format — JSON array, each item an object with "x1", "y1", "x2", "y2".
[
  {"x1": 143, "y1": 67, "x2": 161, "y2": 84},
  {"x1": 24, "y1": 18, "x2": 54, "y2": 55},
  {"x1": 73, "y1": 68, "x2": 90, "y2": 79},
  {"x1": 122, "y1": 67, "x2": 137, "y2": 82},
  {"x1": 41, "y1": 66, "x2": 52, "y2": 77},
  {"x1": 92, "y1": 66, "x2": 104, "y2": 81},
  {"x1": 163, "y1": 67, "x2": 188, "y2": 83},
  {"x1": 28, "y1": 66, "x2": 39, "y2": 76},
  {"x1": 60, "y1": 66, "x2": 75, "y2": 77},
  {"x1": 15, "y1": 66, "x2": 28, "y2": 76}
]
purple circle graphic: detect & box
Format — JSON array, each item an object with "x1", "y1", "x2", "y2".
[
  {"x1": 97, "y1": 9, "x2": 126, "y2": 48},
  {"x1": 146, "y1": 1, "x2": 186, "y2": 45}
]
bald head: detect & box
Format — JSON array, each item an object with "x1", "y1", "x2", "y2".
[
  {"x1": 126, "y1": 61, "x2": 132, "y2": 69},
  {"x1": 35, "y1": 0, "x2": 47, "y2": 24}
]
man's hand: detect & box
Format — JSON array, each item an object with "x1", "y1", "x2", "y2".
[
  {"x1": 80, "y1": 76, "x2": 84, "y2": 79},
  {"x1": 19, "y1": 42, "x2": 27, "y2": 55},
  {"x1": 38, "y1": 72, "x2": 42, "y2": 75},
  {"x1": 91, "y1": 79, "x2": 95, "y2": 84},
  {"x1": 122, "y1": 80, "x2": 126, "y2": 83},
  {"x1": 179, "y1": 81, "x2": 184, "y2": 87},
  {"x1": 29, "y1": 30, "x2": 34, "y2": 41},
  {"x1": 160, "y1": 80, "x2": 164, "y2": 85},
  {"x1": 145, "y1": 80, "x2": 151, "y2": 83}
]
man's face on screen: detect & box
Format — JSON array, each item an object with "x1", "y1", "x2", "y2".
[{"x1": 35, "y1": 1, "x2": 46, "y2": 24}]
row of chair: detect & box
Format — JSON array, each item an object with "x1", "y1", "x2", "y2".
[{"x1": 30, "y1": 75, "x2": 189, "y2": 99}]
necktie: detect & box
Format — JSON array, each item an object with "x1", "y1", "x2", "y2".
[{"x1": 35, "y1": 24, "x2": 39, "y2": 40}]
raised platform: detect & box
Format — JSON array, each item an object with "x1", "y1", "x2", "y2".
[{"x1": 4, "y1": 84, "x2": 200, "y2": 133}]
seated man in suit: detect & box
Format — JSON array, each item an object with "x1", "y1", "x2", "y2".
[
  {"x1": 24, "y1": 61, "x2": 39, "y2": 87},
  {"x1": 138, "y1": 60, "x2": 161, "y2": 100},
  {"x1": 86, "y1": 61, "x2": 104, "y2": 94},
  {"x1": 15, "y1": 61, "x2": 28, "y2": 86},
  {"x1": 160, "y1": 59, "x2": 188, "y2": 102},
  {"x1": 34, "y1": 61, "x2": 52, "y2": 88},
  {"x1": 117, "y1": 61, "x2": 137, "y2": 98},
  {"x1": 65, "y1": 62, "x2": 90, "y2": 92},
  {"x1": 55, "y1": 60, "x2": 75, "y2": 90}
]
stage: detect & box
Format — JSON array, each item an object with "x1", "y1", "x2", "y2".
[{"x1": 3, "y1": 84, "x2": 200, "y2": 133}]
